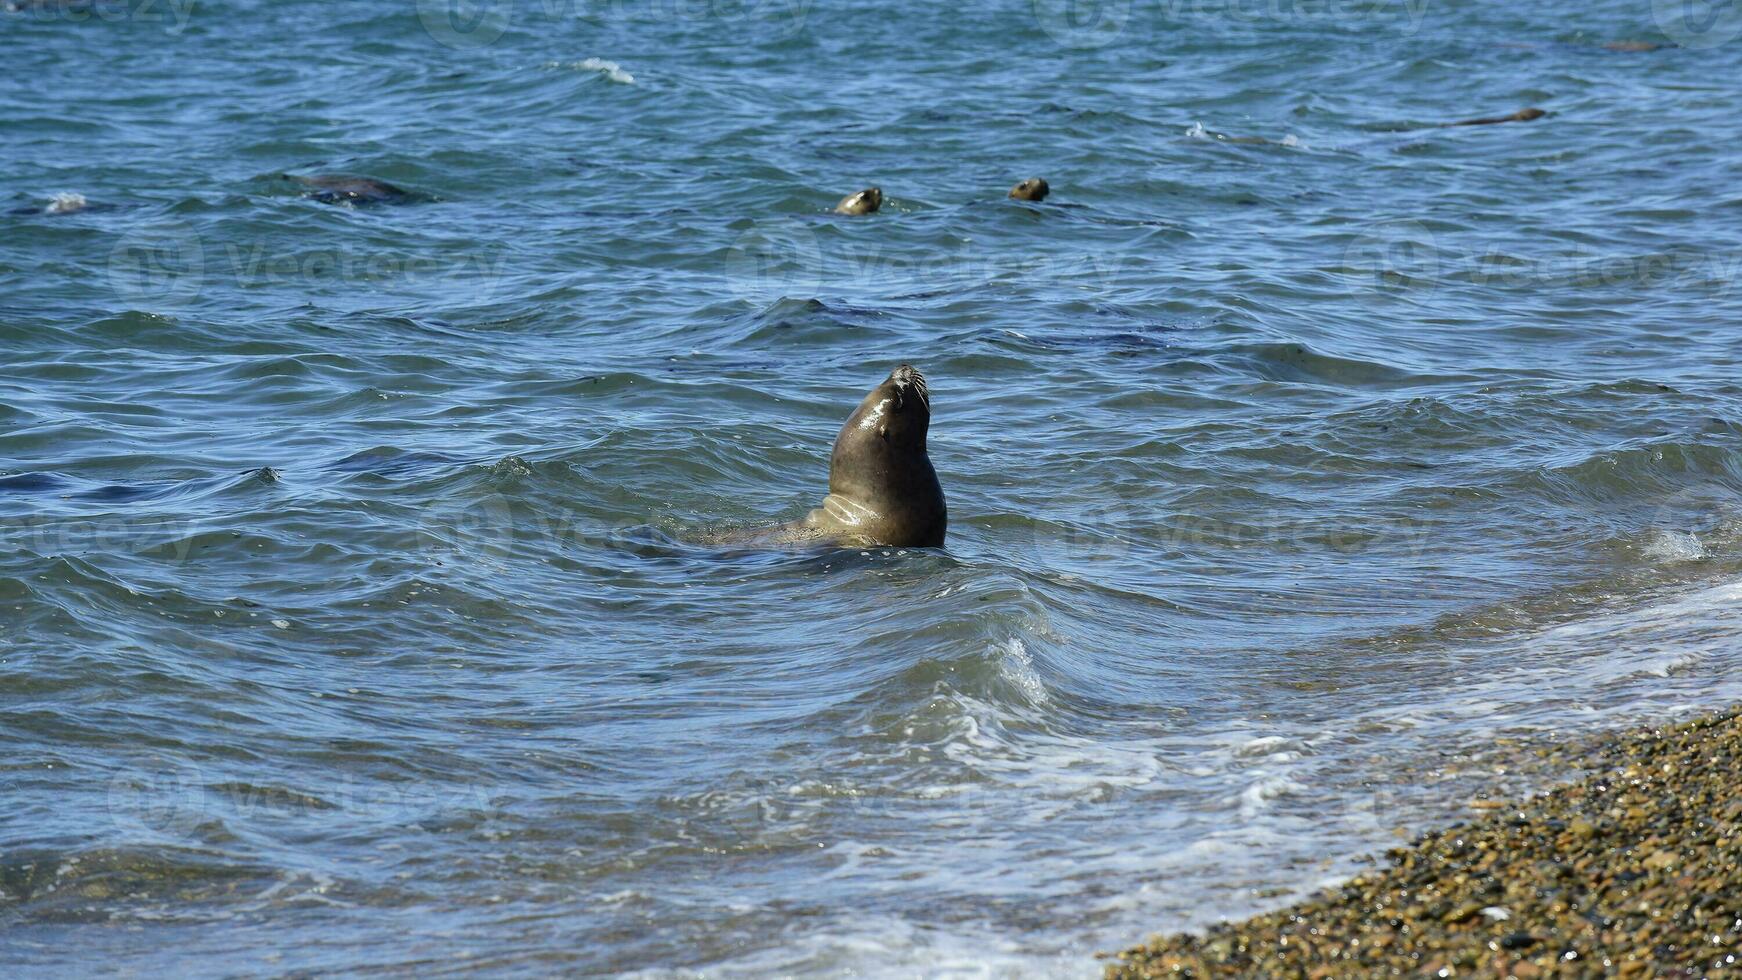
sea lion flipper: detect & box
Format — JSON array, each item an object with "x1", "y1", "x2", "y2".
[{"x1": 817, "y1": 494, "x2": 875, "y2": 529}]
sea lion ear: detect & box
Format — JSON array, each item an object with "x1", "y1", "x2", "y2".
[{"x1": 879, "y1": 424, "x2": 888, "y2": 439}]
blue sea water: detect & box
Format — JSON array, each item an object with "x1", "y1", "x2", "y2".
[{"x1": 4, "y1": 0, "x2": 1742, "y2": 975}]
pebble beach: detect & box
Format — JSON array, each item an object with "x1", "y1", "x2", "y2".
[{"x1": 1109, "y1": 707, "x2": 1742, "y2": 978}]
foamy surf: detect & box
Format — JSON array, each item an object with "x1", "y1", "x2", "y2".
[
  {"x1": 45, "y1": 192, "x2": 87, "y2": 214},
  {"x1": 546, "y1": 58, "x2": 635, "y2": 84},
  {"x1": 758, "y1": 574, "x2": 1742, "y2": 975}
]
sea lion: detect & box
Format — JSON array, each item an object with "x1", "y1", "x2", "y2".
[
  {"x1": 7, "y1": 192, "x2": 93, "y2": 215},
  {"x1": 734, "y1": 364, "x2": 946, "y2": 549},
  {"x1": 1009, "y1": 178, "x2": 1050, "y2": 202},
  {"x1": 834, "y1": 187, "x2": 882, "y2": 215},
  {"x1": 283, "y1": 174, "x2": 412, "y2": 206},
  {"x1": 1444, "y1": 107, "x2": 1547, "y2": 127}
]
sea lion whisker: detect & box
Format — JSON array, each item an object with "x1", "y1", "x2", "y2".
[{"x1": 908, "y1": 371, "x2": 930, "y2": 405}]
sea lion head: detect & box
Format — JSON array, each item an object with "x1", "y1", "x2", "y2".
[
  {"x1": 825, "y1": 364, "x2": 946, "y2": 547},
  {"x1": 835, "y1": 187, "x2": 882, "y2": 215},
  {"x1": 1008, "y1": 178, "x2": 1050, "y2": 202},
  {"x1": 286, "y1": 174, "x2": 411, "y2": 206},
  {"x1": 1513, "y1": 107, "x2": 1546, "y2": 121},
  {"x1": 840, "y1": 363, "x2": 930, "y2": 452}
]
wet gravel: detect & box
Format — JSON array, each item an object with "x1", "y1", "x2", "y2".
[{"x1": 1107, "y1": 707, "x2": 1742, "y2": 978}]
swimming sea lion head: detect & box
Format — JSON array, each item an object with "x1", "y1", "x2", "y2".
[
  {"x1": 1008, "y1": 178, "x2": 1050, "y2": 201},
  {"x1": 287, "y1": 174, "x2": 412, "y2": 206},
  {"x1": 1513, "y1": 107, "x2": 1546, "y2": 121},
  {"x1": 825, "y1": 364, "x2": 945, "y2": 546},
  {"x1": 835, "y1": 187, "x2": 882, "y2": 215}
]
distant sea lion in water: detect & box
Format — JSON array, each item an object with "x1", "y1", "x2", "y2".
[
  {"x1": 1497, "y1": 40, "x2": 1671, "y2": 54},
  {"x1": 283, "y1": 174, "x2": 412, "y2": 206},
  {"x1": 834, "y1": 187, "x2": 882, "y2": 215},
  {"x1": 733, "y1": 364, "x2": 946, "y2": 549},
  {"x1": 1444, "y1": 107, "x2": 1547, "y2": 127},
  {"x1": 7, "y1": 192, "x2": 94, "y2": 216},
  {"x1": 1009, "y1": 178, "x2": 1050, "y2": 202}
]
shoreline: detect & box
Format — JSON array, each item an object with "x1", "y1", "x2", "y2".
[{"x1": 1106, "y1": 706, "x2": 1742, "y2": 978}]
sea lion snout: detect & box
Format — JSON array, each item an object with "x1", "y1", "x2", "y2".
[{"x1": 886, "y1": 364, "x2": 929, "y2": 410}]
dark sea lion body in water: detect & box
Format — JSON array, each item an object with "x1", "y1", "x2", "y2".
[
  {"x1": 834, "y1": 187, "x2": 881, "y2": 215},
  {"x1": 7, "y1": 192, "x2": 99, "y2": 215},
  {"x1": 1009, "y1": 178, "x2": 1050, "y2": 201},
  {"x1": 1444, "y1": 107, "x2": 1547, "y2": 127},
  {"x1": 283, "y1": 174, "x2": 412, "y2": 206},
  {"x1": 736, "y1": 365, "x2": 946, "y2": 549}
]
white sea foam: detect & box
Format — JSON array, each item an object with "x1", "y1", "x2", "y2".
[
  {"x1": 1236, "y1": 774, "x2": 1305, "y2": 817},
  {"x1": 1643, "y1": 528, "x2": 1705, "y2": 562},
  {"x1": 995, "y1": 637, "x2": 1048, "y2": 705},
  {"x1": 656, "y1": 576, "x2": 1742, "y2": 979},
  {"x1": 45, "y1": 192, "x2": 87, "y2": 214},
  {"x1": 618, "y1": 911, "x2": 1096, "y2": 980},
  {"x1": 1234, "y1": 734, "x2": 1303, "y2": 758},
  {"x1": 551, "y1": 58, "x2": 635, "y2": 84}
]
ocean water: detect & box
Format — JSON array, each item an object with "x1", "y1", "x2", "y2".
[{"x1": 4, "y1": 0, "x2": 1742, "y2": 975}]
